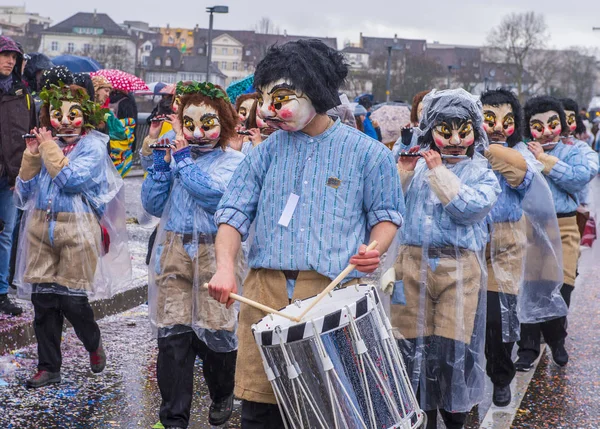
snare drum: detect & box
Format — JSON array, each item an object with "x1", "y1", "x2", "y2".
[{"x1": 253, "y1": 284, "x2": 424, "y2": 429}]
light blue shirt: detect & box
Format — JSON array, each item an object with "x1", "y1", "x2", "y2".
[
  {"x1": 568, "y1": 137, "x2": 599, "y2": 205},
  {"x1": 15, "y1": 131, "x2": 112, "y2": 218},
  {"x1": 402, "y1": 155, "x2": 500, "y2": 252},
  {"x1": 215, "y1": 119, "x2": 404, "y2": 281},
  {"x1": 542, "y1": 141, "x2": 595, "y2": 214},
  {"x1": 489, "y1": 142, "x2": 535, "y2": 223},
  {"x1": 142, "y1": 147, "x2": 244, "y2": 235}
]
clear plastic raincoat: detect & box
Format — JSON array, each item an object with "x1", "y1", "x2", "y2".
[
  {"x1": 142, "y1": 143, "x2": 245, "y2": 353},
  {"x1": 391, "y1": 89, "x2": 501, "y2": 413},
  {"x1": 14, "y1": 130, "x2": 131, "y2": 299}
]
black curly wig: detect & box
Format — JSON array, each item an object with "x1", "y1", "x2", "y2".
[
  {"x1": 560, "y1": 98, "x2": 587, "y2": 136},
  {"x1": 253, "y1": 39, "x2": 348, "y2": 114},
  {"x1": 523, "y1": 96, "x2": 568, "y2": 139},
  {"x1": 480, "y1": 88, "x2": 523, "y2": 147}
]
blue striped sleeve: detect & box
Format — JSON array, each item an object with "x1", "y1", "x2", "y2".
[
  {"x1": 363, "y1": 148, "x2": 404, "y2": 228},
  {"x1": 444, "y1": 168, "x2": 500, "y2": 224},
  {"x1": 547, "y1": 147, "x2": 595, "y2": 194},
  {"x1": 141, "y1": 167, "x2": 173, "y2": 217}
]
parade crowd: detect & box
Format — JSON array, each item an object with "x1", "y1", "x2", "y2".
[{"x1": 0, "y1": 33, "x2": 598, "y2": 429}]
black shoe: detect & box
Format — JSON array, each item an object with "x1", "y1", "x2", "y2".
[
  {"x1": 515, "y1": 353, "x2": 536, "y2": 372},
  {"x1": 550, "y1": 342, "x2": 569, "y2": 367},
  {"x1": 209, "y1": 393, "x2": 234, "y2": 426},
  {"x1": 0, "y1": 293, "x2": 23, "y2": 316},
  {"x1": 492, "y1": 384, "x2": 511, "y2": 407},
  {"x1": 90, "y1": 339, "x2": 106, "y2": 373},
  {"x1": 26, "y1": 370, "x2": 61, "y2": 388}
]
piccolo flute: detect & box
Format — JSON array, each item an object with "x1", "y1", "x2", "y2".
[{"x1": 399, "y1": 152, "x2": 469, "y2": 160}]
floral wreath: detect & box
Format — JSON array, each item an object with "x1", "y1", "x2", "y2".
[
  {"x1": 175, "y1": 81, "x2": 230, "y2": 103},
  {"x1": 39, "y1": 83, "x2": 108, "y2": 130}
]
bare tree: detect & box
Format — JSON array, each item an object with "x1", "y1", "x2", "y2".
[
  {"x1": 486, "y1": 11, "x2": 549, "y2": 100},
  {"x1": 526, "y1": 49, "x2": 563, "y2": 96},
  {"x1": 562, "y1": 47, "x2": 598, "y2": 106},
  {"x1": 255, "y1": 17, "x2": 279, "y2": 35}
]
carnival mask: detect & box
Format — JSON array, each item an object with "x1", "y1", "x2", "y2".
[
  {"x1": 257, "y1": 79, "x2": 317, "y2": 132},
  {"x1": 432, "y1": 119, "x2": 475, "y2": 156},
  {"x1": 483, "y1": 104, "x2": 515, "y2": 143},
  {"x1": 49, "y1": 101, "x2": 84, "y2": 144},
  {"x1": 564, "y1": 110, "x2": 577, "y2": 135},
  {"x1": 529, "y1": 111, "x2": 562, "y2": 147},
  {"x1": 181, "y1": 103, "x2": 221, "y2": 149},
  {"x1": 238, "y1": 98, "x2": 255, "y2": 123}
]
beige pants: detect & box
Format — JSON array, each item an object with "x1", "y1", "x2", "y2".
[
  {"x1": 486, "y1": 219, "x2": 526, "y2": 295},
  {"x1": 155, "y1": 232, "x2": 237, "y2": 331},
  {"x1": 24, "y1": 210, "x2": 100, "y2": 291},
  {"x1": 558, "y1": 215, "x2": 580, "y2": 286},
  {"x1": 391, "y1": 245, "x2": 481, "y2": 344},
  {"x1": 234, "y1": 269, "x2": 363, "y2": 404}
]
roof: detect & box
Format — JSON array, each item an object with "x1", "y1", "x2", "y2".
[
  {"x1": 143, "y1": 46, "x2": 225, "y2": 78},
  {"x1": 180, "y1": 55, "x2": 226, "y2": 78},
  {"x1": 360, "y1": 35, "x2": 426, "y2": 55},
  {"x1": 44, "y1": 12, "x2": 129, "y2": 37},
  {"x1": 193, "y1": 28, "x2": 338, "y2": 62},
  {"x1": 342, "y1": 46, "x2": 368, "y2": 54}
]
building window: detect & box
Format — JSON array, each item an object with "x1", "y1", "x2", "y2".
[
  {"x1": 142, "y1": 56, "x2": 148, "y2": 66},
  {"x1": 51, "y1": 41, "x2": 58, "y2": 51},
  {"x1": 180, "y1": 38, "x2": 185, "y2": 44},
  {"x1": 145, "y1": 44, "x2": 152, "y2": 51},
  {"x1": 244, "y1": 63, "x2": 249, "y2": 71},
  {"x1": 197, "y1": 47, "x2": 203, "y2": 54},
  {"x1": 232, "y1": 62, "x2": 238, "y2": 71},
  {"x1": 83, "y1": 44, "x2": 92, "y2": 54},
  {"x1": 165, "y1": 57, "x2": 172, "y2": 67},
  {"x1": 221, "y1": 61, "x2": 227, "y2": 70},
  {"x1": 155, "y1": 57, "x2": 162, "y2": 66},
  {"x1": 245, "y1": 49, "x2": 251, "y2": 56},
  {"x1": 67, "y1": 42, "x2": 75, "y2": 53},
  {"x1": 222, "y1": 47, "x2": 227, "y2": 55},
  {"x1": 233, "y1": 48, "x2": 240, "y2": 55},
  {"x1": 168, "y1": 37, "x2": 174, "y2": 44},
  {"x1": 99, "y1": 45, "x2": 106, "y2": 54}
]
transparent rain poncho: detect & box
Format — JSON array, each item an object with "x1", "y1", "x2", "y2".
[
  {"x1": 142, "y1": 143, "x2": 246, "y2": 353},
  {"x1": 14, "y1": 130, "x2": 132, "y2": 299},
  {"x1": 391, "y1": 89, "x2": 502, "y2": 412},
  {"x1": 487, "y1": 142, "x2": 567, "y2": 343}
]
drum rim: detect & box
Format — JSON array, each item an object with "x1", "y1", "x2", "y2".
[{"x1": 253, "y1": 284, "x2": 380, "y2": 346}]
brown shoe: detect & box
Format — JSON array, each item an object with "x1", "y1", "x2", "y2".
[
  {"x1": 26, "y1": 370, "x2": 61, "y2": 388},
  {"x1": 90, "y1": 340, "x2": 106, "y2": 373}
]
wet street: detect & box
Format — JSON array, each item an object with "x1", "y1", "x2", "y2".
[{"x1": 1, "y1": 173, "x2": 599, "y2": 429}]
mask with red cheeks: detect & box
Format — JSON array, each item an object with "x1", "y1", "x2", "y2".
[
  {"x1": 256, "y1": 79, "x2": 317, "y2": 132},
  {"x1": 482, "y1": 104, "x2": 515, "y2": 143},
  {"x1": 432, "y1": 119, "x2": 475, "y2": 156},
  {"x1": 564, "y1": 110, "x2": 577, "y2": 134},
  {"x1": 49, "y1": 101, "x2": 84, "y2": 144},
  {"x1": 529, "y1": 111, "x2": 562, "y2": 145},
  {"x1": 181, "y1": 103, "x2": 221, "y2": 148}
]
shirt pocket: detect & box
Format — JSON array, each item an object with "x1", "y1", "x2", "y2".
[{"x1": 320, "y1": 175, "x2": 362, "y2": 218}]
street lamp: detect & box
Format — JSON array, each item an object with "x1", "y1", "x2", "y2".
[
  {"x1": 206, "y1": 5, "x2": 229, "y2": 83},
  {"x1": 385, "y1": 45, "x2": 403, "y2": 102}
]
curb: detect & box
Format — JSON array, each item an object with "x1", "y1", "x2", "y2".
[{"x1": 0, "y1": 285, "x2": 148, "y2": 355}]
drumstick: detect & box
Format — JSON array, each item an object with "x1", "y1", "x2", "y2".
[
  {"x1": 296, "y1": 240, "x2": 379, "y2": 321},
  {"x1": 202, "y1": 283, "x2": 300, "y2": 322}
]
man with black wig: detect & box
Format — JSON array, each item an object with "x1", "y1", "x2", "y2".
[
  {"x1": 517, "y1": 96, "x2": 597, "y2": 370},
  {"x1": 208, "y1": 39, "x2": 404, "y2": 428}
]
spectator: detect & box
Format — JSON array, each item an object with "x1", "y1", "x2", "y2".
[
  {"x1": 108, "y1": 89, "x2": 138, "y2": 177},
  {"x1": 357, "y1": 95, "x2": 382, "y2": 141},
  {"x1": 0, "y1": 36, "x2": 36, "y2": 316}
]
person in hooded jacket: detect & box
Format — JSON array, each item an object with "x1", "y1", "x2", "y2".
[{"x1": 0, "y1": 36, "x2": 37, "y2": 316}]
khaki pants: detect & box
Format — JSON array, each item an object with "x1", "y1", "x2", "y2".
[
  {"x1": 558, "y1": 216, "x2": 580, "y2": 286},
  {"x1": 234, "y1": 268, "x2": 363, "y2": 404},
  {"x1": 155, "y1": 232, "x2": 236, "y2": 331},
  {"x1": 392, "y1": 245, "x2": 481, "y2": 344},
  {"x1": 486, "y1": 219, "x2": 526, "y2": 295},
  {"x1": 24, "y1": 210, "x2": 100, "y2": 291}
]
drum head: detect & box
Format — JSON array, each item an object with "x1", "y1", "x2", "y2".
[{"x1": 253, "y1": 284, "x2": 379, "y2": 346}]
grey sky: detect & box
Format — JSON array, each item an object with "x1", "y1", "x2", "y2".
[{"x1": 28, "y1": 0, "x2": 600, "y2": 50}]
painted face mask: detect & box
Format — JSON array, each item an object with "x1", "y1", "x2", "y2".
[
  {"x1": 257, "y1": 79, "x2": 317, "y2": 132},
  {"x1": 529, "y1": 111, "x2": 562, "y2": 148},
  {"x1": 483, "y1": 104, "x2": 515, "y2": 143},
  {"x1": 181, "y1": 103, "x2": 221, "y2": 150},
  {"x1": 432, "y1": 119, "x2": 475, "y2": 157},
  {"x1": 564, "y1": 110, "x2": 577, "y2": 135},
  {"x1": 49, "y1": 101, "x2": 84, "y2": 144},
  {"x1": 238, "y1": 98, "x2": 255, "y2": 124}
]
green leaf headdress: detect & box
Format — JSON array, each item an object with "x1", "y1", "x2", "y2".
[
  {"x1": 176, "y1": 81, "x2": 231, "y2": 103},
  {"x1": 39, "y1": 83, "x2": 109, "y2": 130}
]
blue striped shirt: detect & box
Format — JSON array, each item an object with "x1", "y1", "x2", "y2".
[
  {"x1": 543, "y1": 141, "x2": 595, "y2": 214},
  {"x1": 568, "y1": 138, "x2": 599, "y2": 205},
  {"x1": 215, "y1": 119, "x2": 404, "y2": 281},
  {"x1": 402, "y1": 155, "x2": 500, "y2": 252},
  {"x1": 489, "y1": 142, "x2": 536, "y2": 223}
]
